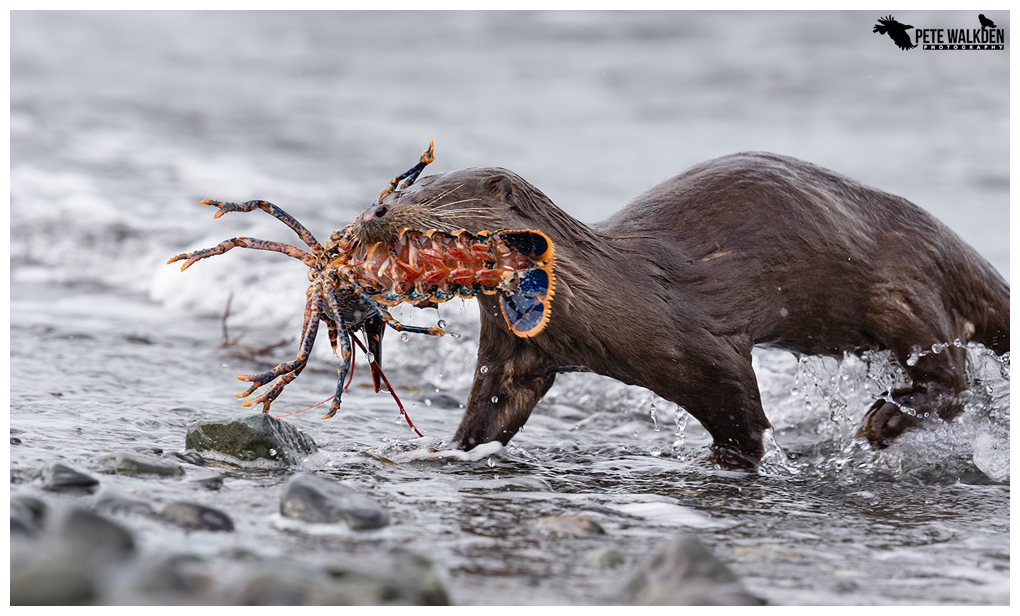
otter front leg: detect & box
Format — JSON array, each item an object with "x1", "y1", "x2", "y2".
[{"x1": 452, "y1": 359, "x2": 555, "y2": 450}]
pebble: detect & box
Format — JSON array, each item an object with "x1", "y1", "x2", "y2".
[
  {"x1": 530, "y1": 514, "x2": 606, "y2": 536},
  {"x1": 160, "y1": 501, "x2": 235, "y2": 532},
  {"x1": 280, "y1": 473, "x2": 389, "y2": 530},
  {"x1": 98, "y1": 451, "x2": 185, "y2": 477},
  {"x1": 187, "y1": 471, "x2": 224, "y2": 490},
  {"x1": 11, "y1": 501, "x2": 41, "y2": 537},
  {"x1": 185, "y1": 413, "x2": 318, "y2": 466},
  {"x1": 53, "y1": 506, "x2": 137, "y2": 565},
  {"x1": 92, "y1": 489, "x2": 156, "y2": 516},
  {"x1": 621, "y1": 534, "x2": 763, "y2": 605},
  {"x1": 10, "y1": 565, "x2": 97, "y2": 605},
  {"x1": 11, "y1": 495, "x2": 47, "y2": 535},
  {"x1": 41, "y1": 462, "x2": 100, "y2": 492}
]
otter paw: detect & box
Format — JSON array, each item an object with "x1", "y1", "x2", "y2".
[{"x1": 857, "y1": 399, "x2": 921, "y2": 449}]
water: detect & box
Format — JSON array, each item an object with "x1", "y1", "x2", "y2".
[{"x1": 10, "y1": 11, "x2": 1009, "y2": 605}]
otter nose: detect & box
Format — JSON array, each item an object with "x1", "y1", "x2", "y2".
[{"x1": 362, "y1": 203, "x2": 388, "y2": 223}]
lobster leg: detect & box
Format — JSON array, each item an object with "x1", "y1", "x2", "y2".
[
  {"x1": 199, "y1": 199, "x2": 324, "y2": 253},
  {"x1": 167, "y1": 237, "x2": 317, "y2": 271},
  {"x1": 357, "y1": 291, "x2": 448, "y2": 337},
  {"x1": 236, "y1": 293, "x2": 323, "y2": 412},
  {"x1": 321, "y1": 284, "x2": 355, "y2": 419}
]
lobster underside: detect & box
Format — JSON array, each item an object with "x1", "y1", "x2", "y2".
[{"x1": 168, "y1": 143, "x2": 555, "y2": 422}]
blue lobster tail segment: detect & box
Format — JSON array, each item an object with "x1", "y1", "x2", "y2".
[
  {"x1": 498, "y1": 266, "x2": 555, "y2": 338},
  {"x1": 499, "y1": 230, "x2": 554, "y2": 264},
  {"x1": 499, "y1": 290, "x2": 548, "y2": 336}
]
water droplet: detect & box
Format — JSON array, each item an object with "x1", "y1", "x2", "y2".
[
  {"x1": 487, "y1": 457, "x2": 495, "y2": 468},
  {"x1": 449, "y1": 332, "x2": 462, "y2": 339},
  {"x1": 424, "y1": 398, "x2": 432, "y2": 406},
  {"x1": 805, "y1": 400, "x2": 813, "y2": 410},
  {"x1": 438, "y1": 319, "x2": 447, "y2": 329},
  {"x1": 365, "y1": 352, "x2": 376, "y2": 363},
  {"x1": 400, "y1": 332, "x2": 409, "y2": 342},
  {"x1": 672, "y1": 438, "x2": 685, "y2": 454},
  {"x1": 491, "y1": 396, "x2": 499, "y2": 403},
  {"x1": 221, "y1": 363, "x2": 229, "y2": 367},
  {"x1": 779, "y1": 307, "x2": 789, "y2": 317},
  {"x1": 906, "y1": 353, "x2": 919, "y2": 367},
  {"x1": 649, "y1": 447, "x2": 662, "y2": 457},
  {"x1": 650, "y1": 404, "x2": 659, "y2": 431},
  {"x1": 269, "y1": 448, "x2": 277, "y2": 456},
  {"x1": 931, "y1": 343, "x2": 942, "y2": 354},
  {"x1": 480, "y1": 365, "x2": 489, "y2": 374}
]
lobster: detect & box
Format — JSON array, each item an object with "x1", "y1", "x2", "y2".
[{"x1": 168, "y1": 141, "x2": 555, "y2": 424}]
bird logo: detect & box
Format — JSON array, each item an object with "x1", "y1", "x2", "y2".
[
  {"x1": 978, "y1": 14, "x2": 997, "y2": 29},
  {"x1": 873, "y1": 15, "x2": 916, "y2": 50}
]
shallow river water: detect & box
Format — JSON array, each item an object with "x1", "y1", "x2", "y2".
[{"x1": 10, "y1": 11, "x2": 1010, "y2": 605}]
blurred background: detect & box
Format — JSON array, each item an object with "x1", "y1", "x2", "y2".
[{"x1": 11, "y1": 10, "x2": 1009, "y2": 329}]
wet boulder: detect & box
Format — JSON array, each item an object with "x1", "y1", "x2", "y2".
[
  {"x1": 42, "y1": 462, "x2": 100, "y2": 492},
  {"x1": 98, "y1": 451, "x2": 185, "y2": 477},
  {"x1": 280, "y1": 473, "x2": 389, "y2": 530},
  {"x1": 621, "y1": 534, "x2": 763, "y2": 605},
  {"x1": 160, "y1": 501, "x2": 235, "y2": 532},
  {"x1": 185, "y1": 414, "x2": 317, "y2": 467},
  {"x1": 92, "y1": 489, "x2": 156, "y2": 516},
  {"x1": 236, "y1": 549, "x2": 449, "y2": 605}
]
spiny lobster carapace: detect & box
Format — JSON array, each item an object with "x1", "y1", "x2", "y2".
[{"x1": 168, "y1": 141, "x2": 555, "y2": 422}]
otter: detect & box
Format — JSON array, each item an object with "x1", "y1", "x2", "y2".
[{"x1": 355, "y1": 152, "x2": 1009, "y2": 468}]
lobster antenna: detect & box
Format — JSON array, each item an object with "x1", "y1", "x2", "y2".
[{"x1": 378, "y1": 139, "x2": 436, "y2": 201}]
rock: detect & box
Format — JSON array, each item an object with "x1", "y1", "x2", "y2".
[
  {"x1": 10, "y1": 565, "x2": 97, "y2": 605},
  {"x1": 320, "y1": 548, "x2": 450, "y2": 605},
  {"x1": 92, "y1": 489, "x2": 155, "y2": 516},
  {"x1": 589, "y1": 547, "x2": 626, "y2": 568},
  {"x1": 173, "y1": 450, "x2": 206, "y2": 466},
  {"x1": 621, "y1": 534, "x2": 763, "y2": 606},
  {"x1": 187, "y1": 471, "x2": 224, "y2": 490},
  {"x1": 98, "y1": 451, "x2": 185, "y2": 477},
  {"x1": 185, "y1": 414, "x2": 317, "y2": 466},
  {"x1": 280, "y1": 473, "x2": 389, "y2": 530},
  {"x1": 236, "y1": 549, "x2": 450, "y2": 605},
  {"x1": 11, "y1": 501, "x2": 41, "y2": 537},
  {"x1": 42, "y1": 462, "x2": 100, "y2": 492},
  {"x1": 52, "y1": 507, "x2": 136, "y2": 565},
  {"x1": 160, "y1": 501, "x2": 235, "y2": 532},
  {"x1": 12, "y1": 494, "x2": 48, "y2": 532},
  {"x1": 530, "y1": 514, "x2": 605, "y2": 535}
]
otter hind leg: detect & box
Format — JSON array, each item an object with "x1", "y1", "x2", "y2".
[{"x1": 858, "y1": 292, "x2": 970, "y2": 449}]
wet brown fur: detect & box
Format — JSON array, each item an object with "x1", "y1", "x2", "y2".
[{"x1": 356, "y1": 152, "x2": 1009, "y2": 468}]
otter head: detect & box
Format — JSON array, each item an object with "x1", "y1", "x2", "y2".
[{"x1": 352, "y1": 169, "x2": 521, "y2": 245}]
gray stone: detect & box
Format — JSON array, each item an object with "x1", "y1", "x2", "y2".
[
  {"x1": 92, "y1": 489, "x2": 156, "y2": 516},
  {"x1": 621, "y1": 534, "x2": 764, "y2": 606},
  {"x1": 187, "y1": 471, "x2": 224, "y2": 490},
  {"x1": 98, "y1": 451, "x2": 185, "y2": 477},
  {"x1": 320, "y1": 548, "x2": 450, "y2": 605},
  {"x1": 160, "y1": 501, "x2": 235, "y2": 532},
  {"x1": 10, "y1": 565, "x2": 97, "y2": 605},
  {"x1": 42, "y1": 462, "x2": 100, "y2": 492},
  {"x1": 530, "y1": 514, "x2": 606, "y2": 535},
  {"x1": 11, "y1": 501, "x2": 41, "y2": 537},
  {"x1": 236, "y1": 550, "x2": 450, "y2": 605},
  {"x1": 11, "y1": 494, "x2": 47, "y2": 534},
  {"x1": 280, "y1": 473, "x2": 389, "y2": 530},
  {"x1": 185, "y1": 413, "x2": 317, "y2": 466},
  {"x1": 53, "y1": 506, "x2": 136, "y2": 565}
]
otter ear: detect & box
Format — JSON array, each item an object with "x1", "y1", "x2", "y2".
[{"x1": 483, "y1": 175, "x2": 514, "y2": 203}]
